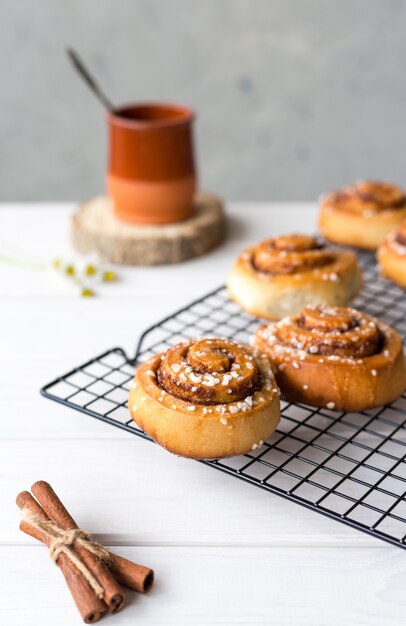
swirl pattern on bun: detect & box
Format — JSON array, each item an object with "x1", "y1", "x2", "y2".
[
  {"x1": 227, "y1": 234, "x2": 362, "y2": 320},
  {"x1": 319, "y1": 181, "x2": 406, "y2": 250},
  {"x1": 129, "y1": 337, "x2": 280, "y2": 459},
  {"x1": 253, "y1": 305, "x2": 406, "y2": 412}
]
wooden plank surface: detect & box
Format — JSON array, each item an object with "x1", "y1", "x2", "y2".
[
  {"x1": 0, "y1": 203, "x2": 404, "y2": 625},
  {"x1": 1, "y1": 546, "x2": 404, "y2": 626}
]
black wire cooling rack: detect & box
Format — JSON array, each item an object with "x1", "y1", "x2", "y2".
[{"x1": 41, "y1": 251, "x2": 406, "y2": 549}]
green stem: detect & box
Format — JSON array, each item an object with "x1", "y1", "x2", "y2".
[{"x1": 0, "y1": 254, "x2": 48, "y2": 271}]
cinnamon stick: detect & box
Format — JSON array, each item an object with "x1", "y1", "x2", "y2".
[
  {"x1": 16, "y1": 491, "x2": 106, "y2": 624},
  {"x1": 109, "y1": 552, "x2": 154, "y2": 593},
  {"x1": 32, "y1": 481, "x2": 154, "y2": 594},
  {"x1": 31, "y1": 481, "x2": 124, "y2": 612}
]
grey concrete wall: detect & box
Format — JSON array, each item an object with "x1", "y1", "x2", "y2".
[{"x1": 1, "y1": 0, "x2": 406, "y2": 202}]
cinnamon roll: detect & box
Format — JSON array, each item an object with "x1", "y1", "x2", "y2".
[
  {"x1": 253, "y1": 305, "x2": 406, "y2": 412},
  {"x1": 377, "y1": 220, "x2": 406, "y2": 288},
  {"x1": 319, "y1": 181, "x2": 406, "y2": 250},
  {"x1": 227, "y1": 234, "x2": 362, "y2": 320},
  {"x1": 129, "y1": 337, "x2": 280, "y2": 459}
]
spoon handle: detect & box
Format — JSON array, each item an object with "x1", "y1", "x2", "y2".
[{"x1": 67, "y1": 47, "x2": 115, "y2": 112}]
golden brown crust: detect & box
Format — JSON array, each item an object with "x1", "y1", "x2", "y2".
[
  {"x1": 227, "y1": 234, "x2": 362, "y2": 320},
  {"x1": 253, "y1": 305, "x2": 406, "y2": 412},
  {"x1": 319, "y1": 181, "x2": 406, "y2": 250},
  {"x1": 129, "y1": 338, "x2": 280, "y2": 459},
  {"x1": 377, "y1": 221, "x2": 406, "y2": 288}
]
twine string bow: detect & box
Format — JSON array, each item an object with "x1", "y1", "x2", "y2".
[{"x1": 22, "y1": 508, "x2": 110, "y2": 599}]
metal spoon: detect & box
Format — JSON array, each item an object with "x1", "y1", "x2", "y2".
[{"x1": 66, "y1": 47, "x2": 115, "y2": 112}]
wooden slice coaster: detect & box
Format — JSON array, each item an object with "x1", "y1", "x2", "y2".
[{"x1": 71, "y1": 192, "x2": 226, "y2": 266}]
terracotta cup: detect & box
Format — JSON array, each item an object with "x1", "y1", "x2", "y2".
[{"x1": 107, "y1": 102, "x2": 197, "y2": 224}]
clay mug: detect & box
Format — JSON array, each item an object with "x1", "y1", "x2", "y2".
[{"x1": 107, "y1": 102, "x2": 197, "y2": 224}]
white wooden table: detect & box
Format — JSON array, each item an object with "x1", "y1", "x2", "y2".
[{"x1": 0, "y1": 203, "x2": 404, "y2": 626}]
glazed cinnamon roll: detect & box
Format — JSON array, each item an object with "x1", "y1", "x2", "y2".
[
  {"x1": 253, "y1": 305, "x2": 406, "y2": 412},
  {"x1": 129, "y1": 337, "x2": 280, "y2": 459},
  {"x1": 319, "y1": 181, "x2": 406, "y2": 250},
  {"x1": 227, "y1": 234, "x2": 362, "y2": 320},
  {"x1": 377, "y1": 220, "x2": 406, "y2": 288}
]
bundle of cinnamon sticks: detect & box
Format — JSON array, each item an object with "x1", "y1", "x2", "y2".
[{"x1": 16, "y1": 481, "x2": 154, "y2": 623}]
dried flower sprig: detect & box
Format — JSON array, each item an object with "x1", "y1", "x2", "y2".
[
  {"x1": 52, "y1": 259, "x2": 118, "y2": 297},
  {"x1": 0, "y1": 247, "x2": 118, "y2": 298}
]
